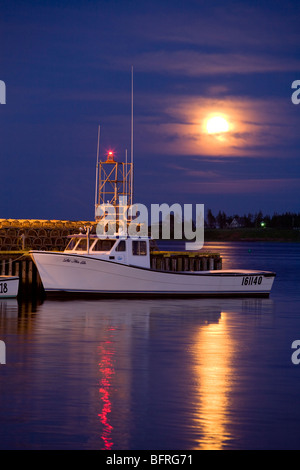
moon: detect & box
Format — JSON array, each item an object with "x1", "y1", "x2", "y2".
[{"x1": 206, "y1": 116, "x2": 230, "y2": 134}]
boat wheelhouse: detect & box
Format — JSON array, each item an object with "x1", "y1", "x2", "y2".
[{"x1": 64, "y1": 233, "x2": 151, "y2": 269}]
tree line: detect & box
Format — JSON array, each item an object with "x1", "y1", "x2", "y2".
[{"x1": 206, "y1": 210, "x2": 300, "y2": 229}]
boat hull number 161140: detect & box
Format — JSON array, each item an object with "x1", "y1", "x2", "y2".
[{"x1": 241, "y1": 276, "x2": 263, "y2": 286}]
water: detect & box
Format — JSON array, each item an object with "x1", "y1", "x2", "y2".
[{"x1": 0, "y1": 242, "x2": 300, "y2": 450}]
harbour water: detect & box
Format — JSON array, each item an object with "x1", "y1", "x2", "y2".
[{"x1": 0, "y1": 241, "x2": 300, "y2": 450}]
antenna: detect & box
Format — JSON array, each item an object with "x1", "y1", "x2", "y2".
[
  {"x1": 125, "y1": 148, "x2": 128, "y2": 199},
  {"x1": 95, "y1": 125, "x2": 100, "y2": 219},
  {"x1": 131, "y1": 65, "x2": 134, "y2": 205},
  {"x1": 94, "y1": 68, "x2": 134, "y2": 224}
]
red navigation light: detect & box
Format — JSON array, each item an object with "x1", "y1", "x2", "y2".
[{"x1": 106, "y1": 150, "x2": 115, "y2": 162}]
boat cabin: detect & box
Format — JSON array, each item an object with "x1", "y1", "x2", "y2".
[{"x1": 64, "y1": 234, "x2": 151, "y2": 269}]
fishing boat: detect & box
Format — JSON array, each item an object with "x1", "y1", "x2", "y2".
[
  {"x1": 0, "y1": 276, "x2": 19, "y2": 298},
  {"x1": 30, "y1": 232, "x2": 275, "y2": 297},
  {"x1": 30, "y1": 73, "x2": 276, "y2": 298}
]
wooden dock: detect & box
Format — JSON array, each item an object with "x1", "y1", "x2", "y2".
[{"x1": 150, "y1": 251, "x2": 222, "y2": 271}]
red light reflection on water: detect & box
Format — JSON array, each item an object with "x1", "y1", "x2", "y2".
[{"x1": 98, "y1": 335, "x2": 115, "y2": 450}]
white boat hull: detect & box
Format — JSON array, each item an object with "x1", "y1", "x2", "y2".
[
  {"x1": 31, "y1": 251, "x2": 276, "y2": 297},
  {"x1": 0, "y1": 276, "x2": 19, "y2": 298}
]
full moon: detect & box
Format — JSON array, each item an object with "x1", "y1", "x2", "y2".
[{"x1": 206, "y1": 116, "x2": 229, "y2": 134}]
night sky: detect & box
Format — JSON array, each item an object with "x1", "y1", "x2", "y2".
[{"x1": 1, "y1": 0, "x2": 300, "y2": 221}]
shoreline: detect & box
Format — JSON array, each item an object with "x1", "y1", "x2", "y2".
[{"x1": 204, "y1": 228, "x2": 300, "y2": 243}]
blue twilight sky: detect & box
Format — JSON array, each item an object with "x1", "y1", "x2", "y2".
[{"x1": 0, "y1": 0, "x2": 300, "y2": 221}]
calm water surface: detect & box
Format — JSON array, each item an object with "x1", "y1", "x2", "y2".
[{"x1": 1, "y1": 242, "x2": 300, "y2": 450}]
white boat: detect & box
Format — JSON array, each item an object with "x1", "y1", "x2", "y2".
[
  {"x1": 0, "y1": 276, "x2": 19, "y2": 298},
  {"x1": 30, "y1": 234, "x2": 276, "y2": 297},
  {"x1": 29, "y1": 76, "x2": 276, "y2": 298}
]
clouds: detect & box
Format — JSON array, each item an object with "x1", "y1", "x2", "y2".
[
  {"x1": 116, "y1": 50, "x2": 300, "y2": 78},
  {"x1": 1, "y1": 0, "x2": 300, "y2": 218},
  {"x1": 98, "y1": 1, "x2": 300, "y2": 78},
  {"x1": 175, "y1": 177, "x2": 300, "y2": 195},
  {"x1": 133, "y1": 93, "x2": 299, "y2": 161}
]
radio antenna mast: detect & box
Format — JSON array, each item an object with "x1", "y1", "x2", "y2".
[
  {"x1": 95, "y1": 124, "x2": 100, "y2": 219},
  {"x1": 94, "y1": 68, "x2": 134, "y2": 226},
  {"x1": 130, "y1": 65, "x2": 134, "y2": 205}
]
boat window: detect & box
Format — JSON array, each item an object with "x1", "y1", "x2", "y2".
[
  {"x1": 115, "y1": 240, "x2": 126, "y2": 252},
  {"x1": 132, "y1": 240, "x2": 147, "y2": 256},
  {"x1": 65, "y1": 238, "x2": 77, "y2": 251},
  {"x1": 66, "y1": 237, "x2": 95, "y2": 251},
  {"x1": 75, "y1": 238, "x2": 88, "y2": 251},
  {"x1": 92, "y1": 239, "x2": 116, "y2": 252}
]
